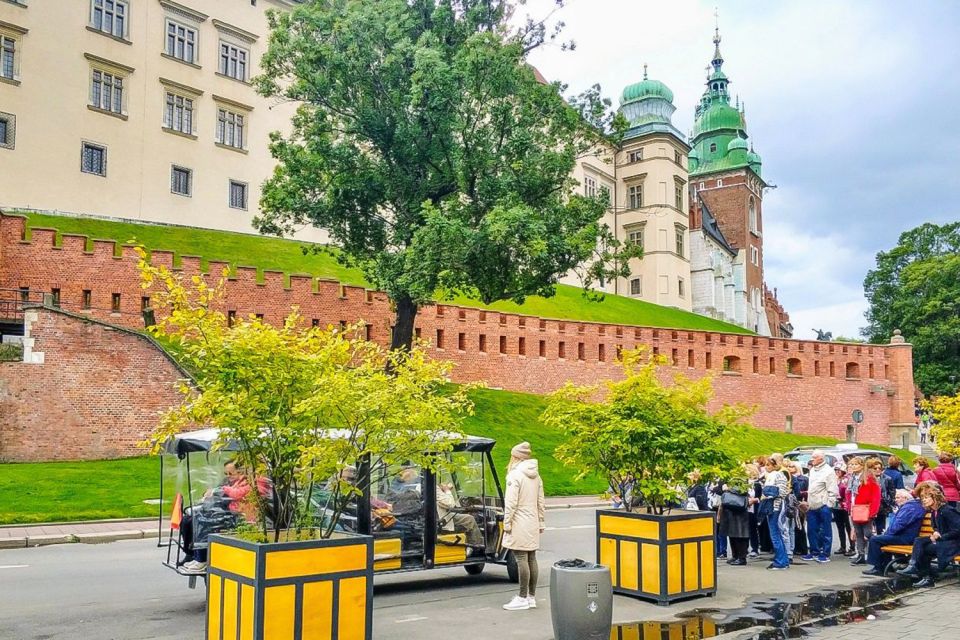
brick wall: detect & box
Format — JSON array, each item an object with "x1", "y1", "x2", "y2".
[
  {"x1": 0, "y1": 212, "x2": 914, "y2": 455},
  {"x1": 0, "y1": 307, "x2": 188, "y2": 462}
]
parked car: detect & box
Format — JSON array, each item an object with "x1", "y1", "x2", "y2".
[{"x1": 783, "y1": 444, "x2": 916, "y2": 489}]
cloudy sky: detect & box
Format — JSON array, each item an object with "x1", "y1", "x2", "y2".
[{"x1": 517, "y1": 0, "x2": 960, "y2": 340}]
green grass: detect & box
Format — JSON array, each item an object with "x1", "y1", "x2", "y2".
[
  {"x1": 17, "y1": 211, "x2": 750, "y2": 334},
  {"x1": 0, "y1": 387, "x2": 915, "y2": 523},
  {"x1": 0, "y1": 457, "x2": 160, "y2": 524}
]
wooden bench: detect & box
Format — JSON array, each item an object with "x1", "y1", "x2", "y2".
[{"x1": 881, "y1": 513, "x2": 960, "y2": 576}]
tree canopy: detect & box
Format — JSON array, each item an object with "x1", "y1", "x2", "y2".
[
  {"x1": 543, "y1": 349, "x2": 750, "y2": 513},
  {"x1": 863, "y1": 222, "x2": 960, "y2": 395},
  {"x1": 255, "y1": 0, "x2": 634, "y2": 351}
]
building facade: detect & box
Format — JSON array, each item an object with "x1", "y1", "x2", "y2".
[
  {"x1": 566, "y1": 67, "x2": 692, "y2": 310},
  {"x1": 0, "y1": 0, "x2": 324, "y2": 241}
]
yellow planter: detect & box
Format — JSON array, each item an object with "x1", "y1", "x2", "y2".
[
  {"x1": 206, "y1": 532, "x2": 373, "y2": 640},
  {"x1": 596, "y1": 509, "x2": 716, "y2": 605}
]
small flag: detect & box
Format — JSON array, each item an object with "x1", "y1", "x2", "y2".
[{"x1": 170, "y1": 493, "x2": 183, "y2": 530}]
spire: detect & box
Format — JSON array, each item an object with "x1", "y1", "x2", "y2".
[
  {"x1": 712, "y1": 7, "x2": 723, "y2": 70},
  {"x1": 643, "y1": 63, "x2": 648, "y2": 80}
]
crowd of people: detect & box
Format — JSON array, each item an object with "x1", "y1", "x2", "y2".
[{"x1": 689, "y1": 450, "x2": 960, "y2": 586}]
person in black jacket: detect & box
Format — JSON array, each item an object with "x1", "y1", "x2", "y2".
[{"x1": 898, "y1": 485, "x2": 960, "y2": 587}]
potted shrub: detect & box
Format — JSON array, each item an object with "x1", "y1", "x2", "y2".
[
  {"x1": 544, "y1": 349, "x2": 749, "y2": 605},
  {"x1": 140, "y1": 257, "x2": 472, "y2": 639}
]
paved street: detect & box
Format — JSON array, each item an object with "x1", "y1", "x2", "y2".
[
  {"x1": 3, "y1": 506, "x2": 952, "y2": 640},
  {"x1": 805, "y1": 586, "x2": 959, "y2": 640}
]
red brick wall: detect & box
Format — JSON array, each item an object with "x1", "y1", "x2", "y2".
[
  {"x1": 0, "y1": 213, "x2": 912, "y2": 452},
  {"x1": 0, "y1": 307, "x2": 187, "y2": 462}
]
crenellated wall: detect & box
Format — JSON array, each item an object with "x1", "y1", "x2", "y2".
[{"x1": 0, "y1": 212, "x2": 915, "y2": 450}]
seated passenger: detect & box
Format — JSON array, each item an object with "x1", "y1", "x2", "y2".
[
  {"x1": 862, "y1": 489, "x2": 925, "y2": 576},
  {"x1": 438, "y1": 482, "x2": 483, "y2": 547}
]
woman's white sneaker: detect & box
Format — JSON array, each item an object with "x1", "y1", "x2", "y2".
[
  {"x1": 526, "y1": 596, "x2": 537, "y2": 608},
  {"x1": 503, "y1": 595, "x2": 530, "y2": 611}
]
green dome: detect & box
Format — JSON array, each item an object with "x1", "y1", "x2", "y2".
[
  {"x1": 620, "y1": 78, "x2": 674, "y2": 105},
  {"x1": 747, "y1": 149, "x2": 762, "y2": 164},
  {"x1": 727, "y1": 137, "x2": 748, "y2": 151},
  {"x1": 692, "y1": 102, "x2": 743, "y2": 138}
]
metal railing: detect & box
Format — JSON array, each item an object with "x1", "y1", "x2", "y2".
[{"x1": 0, "y1": 288, "x2": 44, "y2": 322}]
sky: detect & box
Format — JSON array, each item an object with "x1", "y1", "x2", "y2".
[{"x1": 515, "y1": 0, "x2": 960, "y2": 340}]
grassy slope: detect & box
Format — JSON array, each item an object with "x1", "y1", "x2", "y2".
[
  {"x1": 0, "y1": 388, "x2": 909, "y2": 524},
  {"x1": 17, "y1": 211, "x2": 750, "y2": 334}
]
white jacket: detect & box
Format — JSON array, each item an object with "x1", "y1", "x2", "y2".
[
  {"x1": 807, "y1": 462, "x2": 839, "y2": 510},
  {"x1": 502, "y1": 459, "x2": 545, "y2": 551}
]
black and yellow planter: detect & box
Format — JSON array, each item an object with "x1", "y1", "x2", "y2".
[
  {"x1": 206, "y1": 532, "x2": 374, "y2": 640},
  {"x1": 596, "y1": 509, "x2": 716, "y2": 605}
]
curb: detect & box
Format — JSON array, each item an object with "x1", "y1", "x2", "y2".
[
  {"x1": 545, "y1": 501, "x2": 607, "y2": 511},
  {"x1": 1, "y1": 527, "x2": 159, "y2": 549}
]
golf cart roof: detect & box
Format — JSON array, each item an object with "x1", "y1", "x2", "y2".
[{"x1": 162, "y1": 428, "x2": 496, "y2": 456}]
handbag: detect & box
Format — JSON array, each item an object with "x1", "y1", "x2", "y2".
[
  {"x1": 851, "y1": 503, "x2": 872, "y2": 524},
  {"x1": 720, "y1": 491, "x2": 748, "y2": 513},
  {"x1": 684, "y1": 496, "x2": 700, "y2": 511}
]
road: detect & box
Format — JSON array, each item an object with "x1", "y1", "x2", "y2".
[{"x1": 0, "y1": 507, "x2": 917, "y2": 640}]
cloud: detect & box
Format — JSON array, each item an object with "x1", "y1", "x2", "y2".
[{"x1": 516, "y1": 0, "x2": 960, "y2": 337}]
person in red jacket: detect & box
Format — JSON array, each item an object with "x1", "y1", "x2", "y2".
[
  {"x1": 913, "y1": 456, "x2": 937, "y2": 485},
  {"x1": 849, "y1": 457, "x2": 882, "y2": 565},
  {"x1": 931, "y1": 454, "x2": 960, "y2": 507}
]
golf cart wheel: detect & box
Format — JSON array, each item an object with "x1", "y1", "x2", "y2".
[
  {"x1": 506, "y1": 551, "x2": 519, "y2": 583},
  {"x1": 464, "y1": 563, "x2": 485, "y2": 576}
]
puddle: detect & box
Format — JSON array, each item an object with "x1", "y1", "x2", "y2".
[{"x1": 612, "y1": 577, "x2": 918, "y2": 639}]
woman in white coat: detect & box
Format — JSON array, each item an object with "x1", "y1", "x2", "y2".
[{"x1": 502, "y1": 442, "x2": 546, "y2": 611}]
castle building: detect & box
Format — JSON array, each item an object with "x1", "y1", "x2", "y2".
[
  {"x1": 686, "y1": 28, "x2": 791, "y2": 337},
  {"x1": 0, "y1": 0, "x2": 322, "y2": 241},
  {"x1": 566, "y1": 66, "x2": 692, "y2": 310}
]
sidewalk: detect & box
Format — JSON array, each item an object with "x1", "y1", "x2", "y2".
[
  {"x1": 0, "y1": 495, "x2": 605, "y2": 549},
  {"x1": 805, "y1": 584, "x2": 959, "y2": 640}
]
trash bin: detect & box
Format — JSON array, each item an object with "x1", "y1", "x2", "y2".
[{"x1": 549, "y1": 558, "x2": 612, "y2": 640}]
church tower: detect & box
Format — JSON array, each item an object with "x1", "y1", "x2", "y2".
[{"x1": 687, "y1": 27, "x2": 789, "y2": 336}]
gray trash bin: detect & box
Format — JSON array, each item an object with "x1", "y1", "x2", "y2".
[{"x1": 549, "y1": 559, "x2": 612, "y2": 640}]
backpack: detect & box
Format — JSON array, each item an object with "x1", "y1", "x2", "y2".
[
  {"x1": 879, "y1": 474, "x2": 896, "y2": 513},
  {"x1": 783, "y1": 493, "x2": 799, "y2": 519}
]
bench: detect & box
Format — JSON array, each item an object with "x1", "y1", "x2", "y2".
[{"x1": 881, "y1": 513, "x2": 960, "y2": 576}]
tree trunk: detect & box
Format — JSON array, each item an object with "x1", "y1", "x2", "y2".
[{"x1": 389, "y1": 295, "x2": 418, "y2": 354}]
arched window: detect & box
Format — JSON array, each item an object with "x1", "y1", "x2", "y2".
[
  {"x1": 723, "y1": 356, "x2": 741, "y2": 373},
  {"x1": 748, "y1": 197, "x2": 758, "y2": 234},
  {"x1": 845, "y1": 362, "x2": 861, "y2": 379},
  {"x1": 787, "y1": 358, "x2": 802, "y2": 376}
]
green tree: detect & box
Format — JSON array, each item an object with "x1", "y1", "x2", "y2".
[
  {"x1": 255, "y1": 0, "x2": 636, "y2": 352},
  {"x1": 138, "y1": 256, "x2": 473, "y2": 541},
  {"x1": 863, "y1": 222, "x2": 960, "y2": 395},
  {"x1": 543, "y1": 349, "x2": 751, "y2": 514},
  {"x1": 931, "y1": 393, "x2": 960, "y2": 458}
]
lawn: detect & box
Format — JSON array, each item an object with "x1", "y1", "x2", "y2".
[
  {"x1": 0, "y1": 387, "x2": 909, "y2": 524},
  {"x1": 17, "y1": 211, "x2": 750, "y2": 334}
]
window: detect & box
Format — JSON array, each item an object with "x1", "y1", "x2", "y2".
[
  {"x1": 435, "y1": 329, "x2": 444, "y2": 349},
  {"x1": 458, "y1": 332, "x2": 465, "y2": 350},
  {"x1": 627, "y1": 184, "x2": 643, "y2": 209},
  {"x1": 583, "y1": 175, "x2": 597, "y2": 198},
  {"x1": 171, "y1": 165, "x2": 192, "y2": 196},
  {"x1": 1, "y1": 35, "x2": 16, "y2": 80},
  {"x1": 627, "y1": 149, "x2": 643, "y2": 163},
  {"x1": 518, "y1": 337, "x2": 526, "y2": 355},
  {"x1": 599, "y1": 183, "x2": 612, "y2": 206},
  {"x1": 219, "y1": 43, "x2": 248, "y2": 81},
  {"x1": 751, "y1": 245, "x2": 759, "y2": 266},
  {"x1": 675, "y1": 227, "x2": 685, "y2": 257},
  {"x1": 709, "y1": 143, "x2": 717, "y2": 153},
  {"x1": 630, "y1": 278, "x2": 641, "y2": 296},
  {"x1": 81, "y1": 142, "x2": 107, "y2": 176},
  {"x1": 723, "y1": 356, "x2": 741, "y2": 372},
  {"x1": 229, "y1": 180, "x2": 248, "y2": 210},
  {"x1": 216, "y1": 108, "x2": 245, "y2": 149},
  {"x1": 699, "y1": 182, "x2": 704, "y2": 190},
  {"x1": 627, "y1": 228, "x2": 643, "y2": 248},
  {"x1": 141, "y1": 296, "x2": 151, "y2": 311},
  {"x1": 166, "y1": 21, "x2": 197, "y2": 64},
  {"x1": 717, "y1": 179, "x2": 723, "y2": 187},
  {"x1": 111, "y1": 293, "x2": 121, "y2": 312},
  {"x1": 0, "y1": 112, "x2": 14, "y2": 150},
  {"x1": 678, "y1": 277, "x2": 685, "y2": 298},
  {"x1": 82, "y1": 290, "x2": 92, "y2": 309},
  {"x1": 674, "y1": 182, "x2": 683, "y2": 209},
  {"x1": 674, "y1": 150, "x2": 682, "y2": 165},
  {"x1": 164, "y1": 93, "x2": 194, "y2": 135},
  {"x1": 91, "y1": 69, "x2": 124, "y2": 114},
  {"x1": 50, "y1": 288, "x2": 61, "y2": 307},
  {"x1": 787, "y1": 358, "x2": 802, "y2": 376},
  {"x1": 90, "y1": 0, "x2": 128, "y2": 39},
  {"x1": 749, "y1": 198, "x2": 758, "y2": 234},
  {"x1": 845, "y1": 362, "x2": 860, "y2": 379}
]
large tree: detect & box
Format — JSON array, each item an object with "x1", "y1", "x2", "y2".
[
  {"x1": 255, "y1": 0, "x2": 633, "y2": 352},
  {"x1": 863, "y1": 222, "x2": 960, "y2": 395}
]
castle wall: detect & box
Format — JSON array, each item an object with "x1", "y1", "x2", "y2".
[{"x1": 0, "y1": 213, "x2": 912, "y2": 460}]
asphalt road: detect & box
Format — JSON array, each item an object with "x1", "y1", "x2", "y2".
[{"x1": 0, "y1": 507, "x2": 906, "y2": 640}]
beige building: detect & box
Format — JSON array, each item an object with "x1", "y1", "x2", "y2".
[
  {"x1": 565, "y1": 69, "x2": 692, "y2": 310},
  {"x1": 0, "y1": 0, "x2": 326, "y2": 241}
]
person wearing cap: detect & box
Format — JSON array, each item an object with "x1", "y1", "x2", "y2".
[{"x1": 502, "y1": 442, "x2": 545, "y2": 611}]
